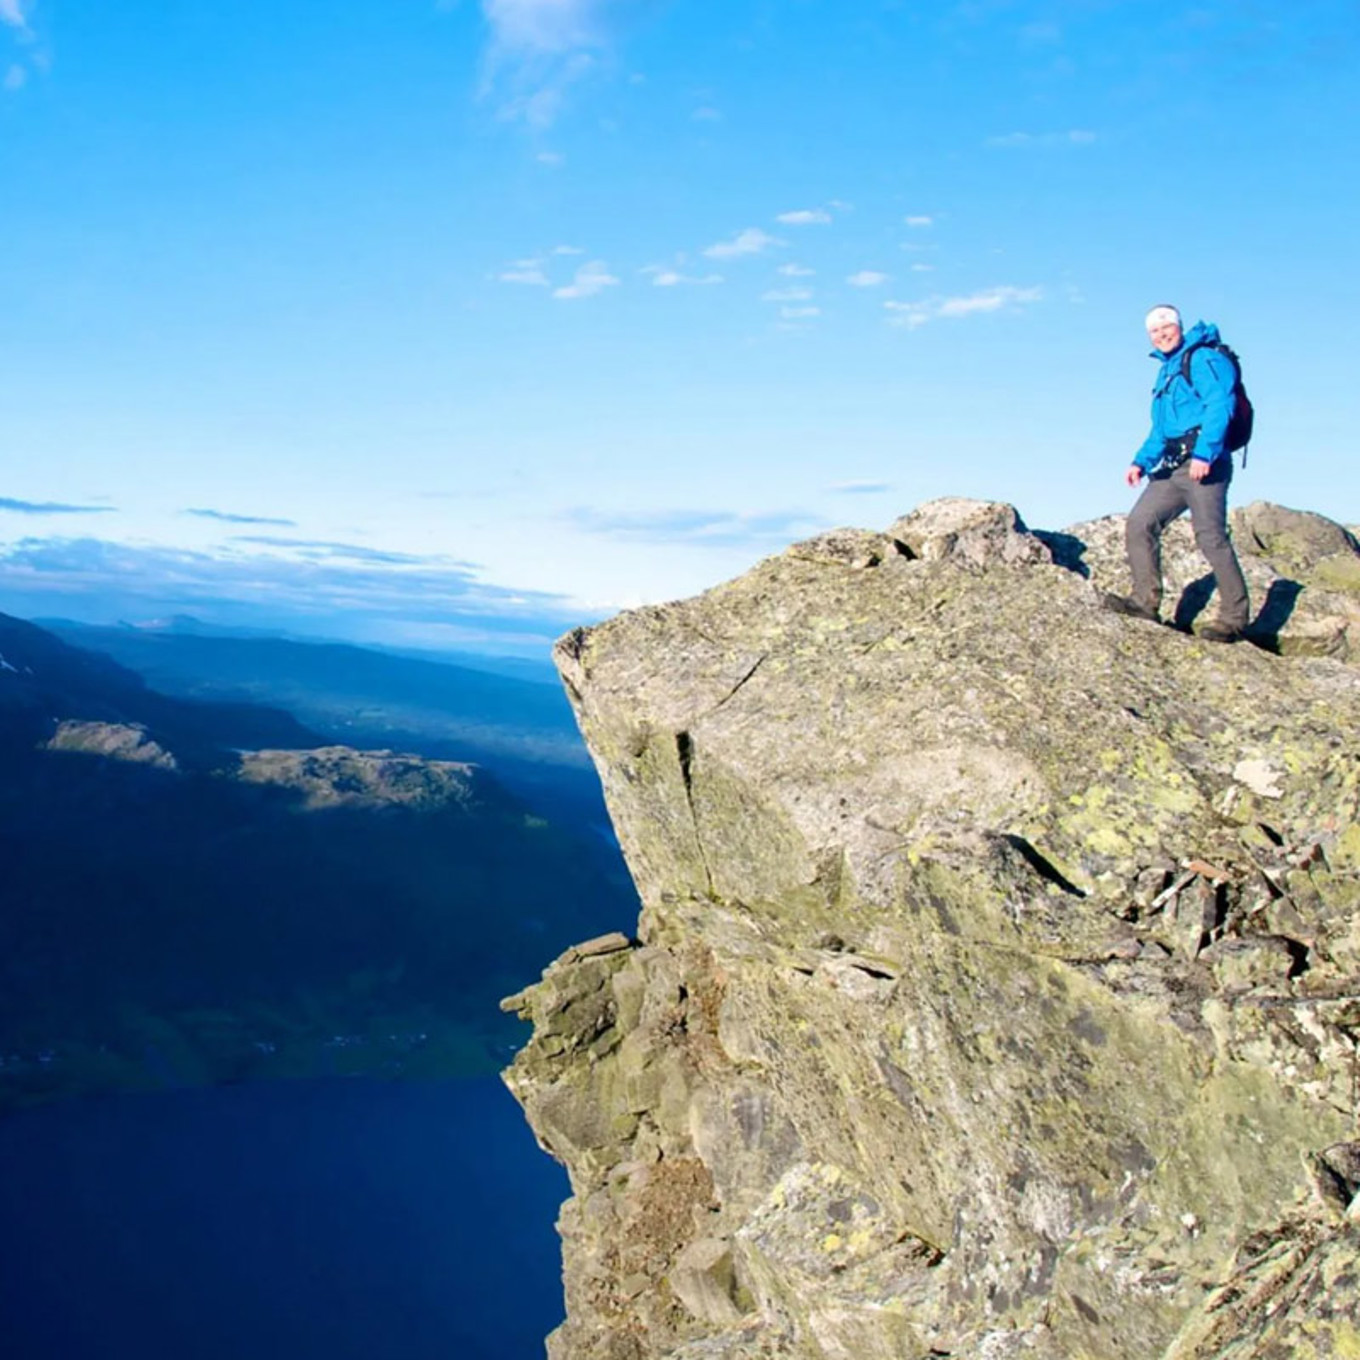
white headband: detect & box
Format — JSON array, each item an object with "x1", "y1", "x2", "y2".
[{"x1": 1145, "y1": 304, "x2": 1181, "y2": 330}]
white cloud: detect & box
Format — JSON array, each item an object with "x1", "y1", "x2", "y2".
[
  {"x1": 482, "y1": 0, "x2": 599, "y2": 54},
  {"x1": 565, "y1": 506, "x2": 827, "y2": 549},
  {"x1": 776, "y1": 209, "x2": 831, "y2": 226},
  {"x1": 883, "y1": 303, "x2": 930, "y2": 331},
  {"x1": 986, "y1": 129, "x2": 1097, "y2": 148},
  {"x1": 781, "y1": 306, "x2": 820, "y2": 319},
  {"x1": 778, "y1": 264, "x2": 815, "y2": 277},
  {"x1": 904, "y1": 215, "x2": 933, "y2": 228},
  {"x1": 910, "y1": 263, "x2": 934, "y2": 273},
  {"x1": 646, "y1": 267, "x2": 722, "y2": 287},
  {"x1": 4, "y1": 62, "x2": 24, "y2": 90},
  {"x1": 703, "y1": 228, "x2": 782, "y2": 260},
  {"x1": 478, "y1": 1, "x2": 608, "y2": 126},
  {"x1": 828, "y1": 480, "x2": 892, "y2": 495},
  {"x1": 536, "y1": 150, "x2": 565, "y2": 165},
  {"x1": 847, "y1": 270, "x2": 889, "y2": 288},
  {"x1": 553, "y1": 260, "x2": 620, "y2": 300},
  {"x1": 936, "y1": 285, "x2": 1041, "y2": 317},
  {"x1": 762, "y1": 286, "x2": 812, "y2": 303},
  {"x1": 499, "y1": 266, "x2": 550, "y2": 286},
  {"x1": 552, "y1": 244, "x2": 585, "y2": 255},
  {"x1": 691, "y1": 105, "x2": 721, "y2": 121},
  {"x1": 884, "y1": 285, "x2": 1042, "y2": 329},
  {"x1": 0, "y1": 1, "x2": 26, "y2": 30}
]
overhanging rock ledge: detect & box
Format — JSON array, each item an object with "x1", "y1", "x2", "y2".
[{"x1": 504, "y1": 497, "x2": 1360, "y2": 1360}]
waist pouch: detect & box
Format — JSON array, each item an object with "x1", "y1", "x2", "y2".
[{"x1": 1151, "y1": 427, "x2": 1201, "y2": 477}]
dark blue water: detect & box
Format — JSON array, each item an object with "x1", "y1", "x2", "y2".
[{"x1": 0, "y1": 1077, "x2": 567, "y2": 1360}]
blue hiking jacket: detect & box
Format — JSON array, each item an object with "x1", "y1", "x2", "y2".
[{"x1": 1133, "y1": 320, "x2": 1239, "y2": 472}]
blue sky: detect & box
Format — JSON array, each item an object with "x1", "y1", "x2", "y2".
[{"x1": 2, "y1": 0, "x2": 1357, "y2": 652}]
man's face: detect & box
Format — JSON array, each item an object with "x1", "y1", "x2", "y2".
[{"x1": 1147, "y1": 318, "x2": 1183, "y2": 354}]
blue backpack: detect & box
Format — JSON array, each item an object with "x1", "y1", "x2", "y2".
[{"x1": 1180, "y1": 338, "x2": 1254, "y2": 461}]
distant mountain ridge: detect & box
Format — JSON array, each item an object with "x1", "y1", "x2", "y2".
[
  {"x1": 0, "y1": 611, "x2": 634, "y2": 1112},
  {"x1": 43, "y1": 614, "x2": 609, "y2": 839},
  {"x1": 44, "y1": 619, "x2": 583, "y2": 764},
  {"x1": 0, "y1": 612, "x2": 319, "y2": 764}
]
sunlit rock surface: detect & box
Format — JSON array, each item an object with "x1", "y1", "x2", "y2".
[
  {"x1": 504, "y1": 498, "x2": 1360, "y2": 1360},
  {"x1": 46, "y1": 719, "x2": 178, "y2": 769}
]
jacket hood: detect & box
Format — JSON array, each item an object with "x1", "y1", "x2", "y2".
[{"x1": 1150, "y1": 319, "x2": 1219, "y2": 361}]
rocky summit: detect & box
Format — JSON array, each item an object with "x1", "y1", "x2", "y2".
[{"x1": 502, "y1": 499, "x2": 1360, "y2": 1360}]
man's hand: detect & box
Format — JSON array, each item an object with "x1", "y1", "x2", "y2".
[
  {"x1": 1189, "y1": 458, "x2": 1212, "y2": 482},
  {"x1": 1125, "y1": 465, "x2": 1144, "y2": 488}
]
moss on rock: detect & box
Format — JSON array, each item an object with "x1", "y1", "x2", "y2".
[{"x1": 506, "y1": 498, "x2": 1360, "y2": 1359}]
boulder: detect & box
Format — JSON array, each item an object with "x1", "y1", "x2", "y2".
[
  {"x1": 1070, "y1": 499, "x2": 1360, "y2": 658},
  {"x1": 506, "y1": 498, "x2": 1360, "y2": 1359}
]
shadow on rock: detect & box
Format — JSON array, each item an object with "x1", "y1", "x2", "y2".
[
  {"x1": 1245, "y1": 578, "x2": 1305, "y2": 652},
  {"x1": 1172, "y1": 575, "x2": 1218, "y2": 630},
  {"x1": 1034, "y1": 530, "x2": 1089, "y2": 577}
]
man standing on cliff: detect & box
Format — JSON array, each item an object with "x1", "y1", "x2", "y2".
[{"x1": 1104, "y1": 304, "x2": 1250, "y2": 643}]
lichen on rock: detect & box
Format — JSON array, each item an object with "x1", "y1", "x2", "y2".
[{"x1": 504, "y1": 498, "x2": 1360, "y2": 1359}]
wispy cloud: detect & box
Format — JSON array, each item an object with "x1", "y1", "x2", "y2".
[
  {"x1": 761, "y1": 286, "x2": 812, "y2": 302},
  {"x1": 482, "y1": 0, "x2": 598, "y2": 55},
  {"x1": 551, "y1": 244, "x2": 585, "y2": 255},
  {"x1": 884, "y1": 285, "x2": 1042, "y2": 329},
  {"x1": 536, "y1": 150, "x2": 565, "y2": 166},
  {"x1": 499, "y1": 264, "x2": 550, "y2": 285},
  {"x1": 847, "y1": 270, "x2": 889, "y2": 288},
  {"x1": 828, "y1": 480, "x2": 892, "y2": 495},
  {"x1": 0, "y1": 534, "x2": 579, "y2": 650},
  {"x1": 904, "y1": 215, "x2": 934, "y2": 228},
  {"x1": 778, "y1": 264, "x2": 815, "y2": 277},
  {"x1": 781, "y1": 306, "x2": 820, "y2": 320},
  {"x1": 645, "y1": 267, "x2": 723, "y2": 287},
  {"x1": 775, "y1": 209, "x2": 831, "y2": 226},
  {"x1": 0, "y1": 1, "x2": 26, "y2": 30},
  {"x1": 703, "y1": 228, "x2": 782, "y2": 260},
  {"x1": 184, "y1": 508, "x2": 298, "y2": 528},
  {"x1": 1, "y1": 496, "x2": 114, "y2": 516},
  {"x1": 553, "y1": 259, "x2": 619, "y2": 300},
  {"x1": 564, "y1": 506, "x2": 827, "y2": 548},
  {"x1": 986, "y1": 129, "x2": 1096, "y2": 148},
  {"x1": 934, "y1": 285, "x2": 1042, "y2": 317},
  {"x1": 691, "y1": 105, "x2": 721, "y2": 121},
  {"x1": 4, "y1": 62, "x2": 24, "y2": 90},
  {"x1": 229, "y1": 536, "x2": 471, "y2": 568},
  {"x1": 477, "y1": 0, "x2": 609, "y2": 126}
]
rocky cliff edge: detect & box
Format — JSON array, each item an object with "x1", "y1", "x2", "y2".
[{"x1": 503, "y1": 499, "x2": 1360, "y2": 1360}]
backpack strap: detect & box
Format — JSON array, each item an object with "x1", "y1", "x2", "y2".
[{"x1": 1179, "y1": 341, "x2": 1210, "y2": 395}]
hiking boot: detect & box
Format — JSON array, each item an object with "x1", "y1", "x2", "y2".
[
  {"x1": 1198, "y1": 621, "x2": 1244, "y2": 644},
  {"x1": 1100, "y1": 593, "x2": 1161, "y2": 624}
]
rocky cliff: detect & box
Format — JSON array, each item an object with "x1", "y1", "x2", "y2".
[{"x1": 503, "y1": 499, "x2": 1360, "y2": 1360}]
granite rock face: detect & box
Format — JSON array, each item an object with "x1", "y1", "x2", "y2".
[
  {"x1": 1068, "y1": 500, "x2": 1360, "y2": 659},
  {"x1": 504, "y1": 499, "x2": 1360, "y2": 1360}
]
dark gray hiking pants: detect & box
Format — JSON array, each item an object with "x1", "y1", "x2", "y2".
[{"x1": 1126, "y1": 459, "x2": 1249, "y2": 628}]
